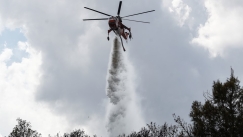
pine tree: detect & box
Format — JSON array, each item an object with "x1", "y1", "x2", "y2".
[{"x1": 190, "y1": 69, "x2": 243, "y2": 137}]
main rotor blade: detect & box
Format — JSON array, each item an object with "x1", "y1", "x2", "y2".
[
  {"x1": 84, "y1": 7, "x2": 112, "y2": 16},
  {"x1": 83, "y1": 18, "x2": 108, "y2": 21},
  {"x1": 122, "y1": 10, "x2": 155, "y2": 18},
  {"x1": 117, "y1": 1, "x2": 122, "y2": 16},
  {"x1": 123, "y1": 19, "x2": 150, "y2": 23}
]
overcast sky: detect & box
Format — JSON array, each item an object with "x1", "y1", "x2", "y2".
[{"x1": 1, "y1": 0, "x2": 243, "y2": 136}]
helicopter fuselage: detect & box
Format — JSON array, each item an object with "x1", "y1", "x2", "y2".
[{"x1": 108, "y1": 16, "x2": 123, "y2": 36}]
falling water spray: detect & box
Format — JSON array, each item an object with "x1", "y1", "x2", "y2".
[{"x1": 105, "y1": 38, "x2": 145, "y2": 136}]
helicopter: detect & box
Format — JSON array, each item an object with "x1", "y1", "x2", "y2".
[{"x1": 83, "y1": 1, "x2": 155, "y2": 51}]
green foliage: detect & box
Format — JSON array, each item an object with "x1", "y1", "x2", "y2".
[
  {"x1": 9, "y1": 118, "x2": 41, "y2": 137},
  {"x1": 48, "y1": 129, "x2": 95, "y2": 137},
  {"x1": 190, "y1": 69, "x2": 243, "y2": 136},
  {"x1": 117, "y1": 122, "x2": 191, "y2": 137},
  {"x1": 64, "y1": 129, "x2": 91, "y2": 137},
  {"x1": 8, "y1": 119, "x2": 95, "y2": 137}
]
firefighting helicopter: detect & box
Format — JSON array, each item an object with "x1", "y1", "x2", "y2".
[{"x1": 83, "y1": 1, "x2": 155, "y2": 51}]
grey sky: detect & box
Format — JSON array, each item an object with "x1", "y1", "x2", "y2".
[{"x1": 1, "y1": 0, "x2": 243, "y2": 136}]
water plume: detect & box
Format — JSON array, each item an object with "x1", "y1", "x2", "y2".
[{"x1": 106, "y1": 38, "x2": 145, "y2": 137}]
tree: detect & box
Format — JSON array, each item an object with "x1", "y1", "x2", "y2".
[
  {"x1": 190, "y1": 69, "x2": 243, "y2": 137},
  {"x1": 118, "y1": 122, "x2": 191, "y2": 137},
  {"x1": 69, "y1": 129, "x2": 90, "y2": 137},
  {"x1": 9, "y1": 118, "x2": 41, "y2": 137},
  {"x1": 62, "y1": 129, "x2": 94, "y2": 137}
]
